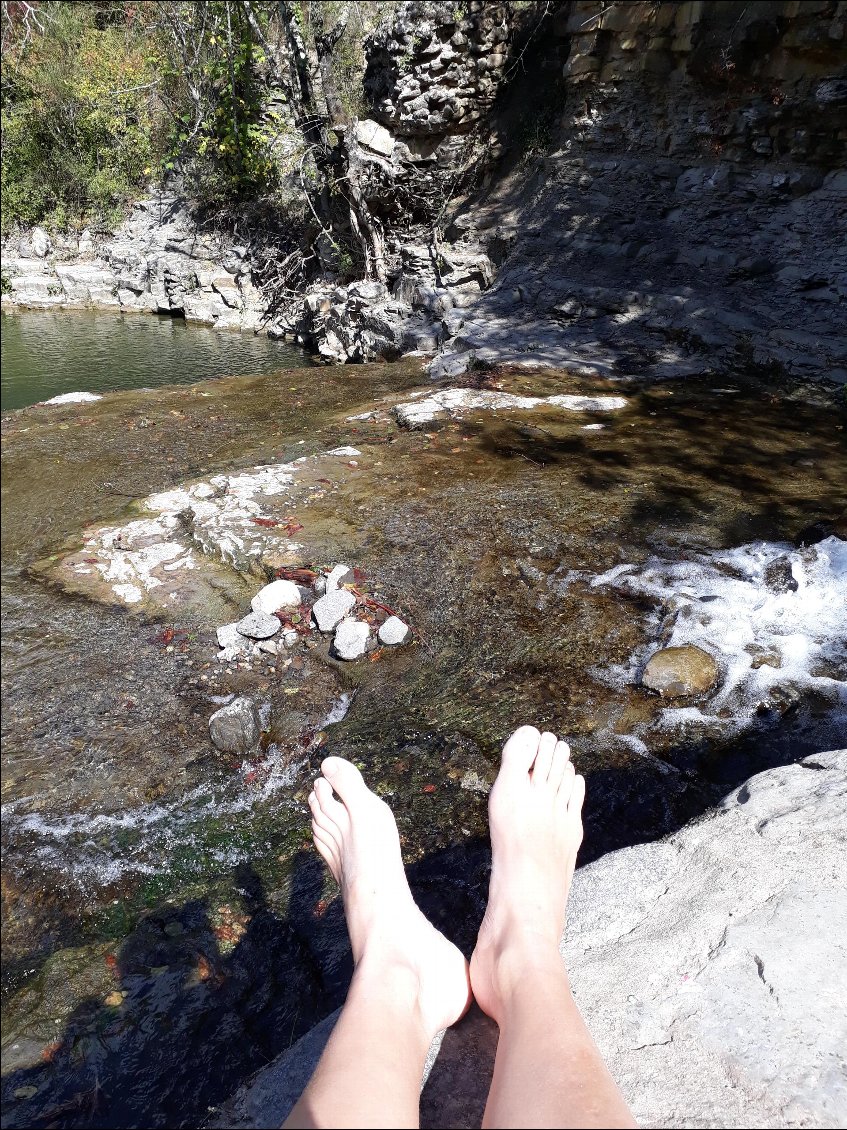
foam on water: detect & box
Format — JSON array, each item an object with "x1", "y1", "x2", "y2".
[{"x1": 590, "y1": 536, "x2": 847, "y2": 741}]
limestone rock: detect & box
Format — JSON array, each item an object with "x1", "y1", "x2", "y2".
[
  {"x1": 325, "y1": 564, "x2": 354, "y2": 592},
  {"x1": 378, "y1": 615, "x2": 413, "y2": 646},
  {"x1": 641, "y1": 644, "x2": 718, "y2": 698},
  {"x1": 236, "y1": 611, "x2": 281, "y2": 640},
  {"x1": 332, "y1": 618, "x2": 371, "y2": 660},
  {"x1": 209, "y1": 696, "x2": 261, "y2": 755},
  {"x1": 312, "y1": 589, "x2": 356, "y2": 632},
  {"x1": 211, "y1": 751, "x2": 847, "y2": 1129},
  {"x1": 215, "y1": 622, "x2": 252, "y2": 660},
  {"x1": 251, "y1": 579, "x2": 302, "y2": 615}
]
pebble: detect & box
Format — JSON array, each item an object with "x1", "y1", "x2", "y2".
[
  {"x1": 251, "y1": 579, "x2": 301, "y2": 615},
  {"x1": 333, "y1": 618, "x2": 371, "y2": 660},
  {"x1": 378, "y1": 615, "x2": 413, "y2": 646},
  {"x1": 312, "y1": 588, "x2": 356, "y2": 632},
  {"x1": 236, "y1": 611, "x2": 281, "y2": 640}
]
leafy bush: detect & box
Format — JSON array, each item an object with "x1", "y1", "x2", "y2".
[{"x1": 1, "y1": 3, "x2": 163, "y2": 232}]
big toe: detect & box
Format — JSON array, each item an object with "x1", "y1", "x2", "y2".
[
  {"x1": 321, "y1": 756, "x2": 370, "y2": 808},
  {"x1": 501, "y1": 725, "x2": 541, "y2": 775}
]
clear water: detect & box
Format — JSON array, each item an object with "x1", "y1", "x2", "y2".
[
  {"x1": 1, "y1": 324, "x2": 844, "y2": 1128},
  {"x1": 0, "y1": 309, "x2": 310, "y2": 411}
]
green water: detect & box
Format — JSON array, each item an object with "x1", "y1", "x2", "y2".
[{"x1": 0, "y1": 309, "x2": 309, "y2": 411}]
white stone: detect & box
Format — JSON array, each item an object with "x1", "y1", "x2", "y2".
[
  {"x1": 312, "y1": 589, "x2": 356, "y2": 632},
  {"x1": 333, "y1": 618, "x2": 371, "y2": 660},
  {"x1": 378, "y1": 615, "x2": 412, "y2": 646},
  {"x1": 325, "y1": 564, "x2": 354, "y2": 592},
  {"x1": 251, "y1": 579, "x2": 302, "y2": 615}
]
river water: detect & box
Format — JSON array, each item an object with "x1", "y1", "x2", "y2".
[
  {"x1": 1, "y1": 312, "x2": 845, "y2": 1128},
  {"x1": 0, "y1": 310, "x2": 308, "y2": 411}
]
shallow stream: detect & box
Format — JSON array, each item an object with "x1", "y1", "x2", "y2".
[{"x1": 1, "y1": 313, "x2": 845, "y2": 1128}]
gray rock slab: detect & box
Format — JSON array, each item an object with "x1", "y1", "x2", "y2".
[
  {"x1": 312, "y1": 589, "x2": 356, "y2": 632},
  {"x1": 378, "y1": 615, "x2": 413, "y2": 646},
  {"x1": 236, "y1": 611, "x2": 281, "y2": 640},
  {"x1": 208, "y1": 696, "x2": 261, "y2": 755},
  {"x1": 209, "y1": 751, "x2": 847, "y2": 1130},
  {"x1": 332, "y1": 618, "x2": 371, "y2": 660}
]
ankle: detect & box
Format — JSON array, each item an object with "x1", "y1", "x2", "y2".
[{"x1": 481, "y1": 930, "x2": 569, "y2": 1004}]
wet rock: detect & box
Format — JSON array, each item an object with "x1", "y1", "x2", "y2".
[
  {"x1": 251, "y1": 579, "x2": 301, "y2": 614},
  {"x1": 332, "y1": 618, "x2": 371, "y2": 660},
  {"x1": 325, "y1": 564, "x2": 354, "y2": 592},
  {"x1": 794, "y1": 518, "x2": 846, "y2": 547},
  {"x1": 312, "y1": 588, "x2": 356, "y2": 632},
  {"x1": 763, "y1": 555, "x2": 798, "y2": 593},
  {"x1": 209, "y1": 696, "x2": 261, "y2": 755},
  {"x1": 236, "y1": 611, "x2": 281, "y2": 640},
  {"x1": 460, "y1": 769, "x2": 490, "y2": 794},
  {"x1": 378, "y1": 615, "x2": 413, "y2": 646},
  {"x1": 746, "y1": 644, "x2": 783, "y2": 670},
  {"x1": 642, "y1": 645, "x2": 718, "y2": 698}
]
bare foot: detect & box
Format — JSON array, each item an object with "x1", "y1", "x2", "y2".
[
  {"x1": 309, "y1": 756, "x2": 471, "y2": 1036},
  {"x1": 470, "y1": 725, "x2": 585, "y2": 1022}
]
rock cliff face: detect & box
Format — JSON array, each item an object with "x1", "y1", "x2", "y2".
[
  {"x1": 3, "y1": 0, "x2": 845, "y2": 384},
  {"x1": 1, "y1": 189, "x2": 268, "y2": 331},
  {"x1": 208, "y1": 748, "x2": 847, "y2": 1130}
]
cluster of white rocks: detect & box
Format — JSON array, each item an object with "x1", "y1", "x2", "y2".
[{"x1": 216, "y1": 567, "x2": 413, "y2": 664}]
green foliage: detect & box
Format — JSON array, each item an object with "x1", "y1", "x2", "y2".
[
  {"x1": 159, "y1": 2, "x2": 281, "y2": 206},
  {"x1": 1, "y1": 3, "x2": 163, "y2": 232}
]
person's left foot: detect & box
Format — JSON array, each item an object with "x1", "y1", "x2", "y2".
[{"x1": 309, "y1": 756, "x2": 471, "y2": 1036}]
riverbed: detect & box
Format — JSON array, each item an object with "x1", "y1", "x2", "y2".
[{"x1": 1, "y1": 316, "x2": 845, "y2": 1128}]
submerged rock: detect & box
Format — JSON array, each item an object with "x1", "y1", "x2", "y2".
[
  {"x1": 312, "y1": 589, "x2": 356, "y2": 632},
  {"x1": 236, "y1": 611, "x2": 281, "y2": 640},
  {"x1": 642, "y1": 644, "x2": 718, "y2": 698},
  {"x1": 209, "y1": 696, "x2": 261, "y2": 755},
  {"x1": 332, "y1": 618, "x2": 371, "y2": 661},
  {"x1": 763, "y1": 555, "x2": 799, "y2": 593},
  {"x1": 251, "y1": 579, "x2": 301, "y2": 614},
  {"x1": 378, "y1": 615, "x2": 413, "y2": 647}
]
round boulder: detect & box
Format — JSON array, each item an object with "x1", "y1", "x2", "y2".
[
  {"x1": 641, "y1": 645, "x2": 719, "y2": 699},
  {"x1": 333, "y1": 618, "x2": 371, "y2": 661},
  {"x1": 251, "y1": 579, "x2": 301, "y2": 615},
  {"x1": 209, "y1": 696, "x2": 261, "y2": 755},
  {"x1": 378, "y1": 615, "x2": 413, "y2": 647}
]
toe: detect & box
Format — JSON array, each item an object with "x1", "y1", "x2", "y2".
[
  {"x1": 314, "y1": 775, "x2": 350, "y2": 831},
  {"x1": 532, "y1": 731, "x2": 558, "y2": 785},
  {"x1": 309, "y1": 788, "x2": 341, "y2": 836},
  {"x1": 312, "y1": 823, "x2": 340, "y2": 876},
  {"x1": 501, "y1": 725, "x2": 541, "y2": 775},
  {"x1": 548, "y1": 740, "x2": 571, "y2": 791},
  {"x1": 321, "y1": 756, "x2": 370, "y2": 809},
  {"x1": 568, "y1": 773, "x2": 586, "y2": 818},
  {"x1": 557, "y1": 760, "x2": 575, "y2": 807}
]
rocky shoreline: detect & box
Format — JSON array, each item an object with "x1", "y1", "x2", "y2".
[{"x1": 4, "y1": 1, "x2": 845, "y2": 385}]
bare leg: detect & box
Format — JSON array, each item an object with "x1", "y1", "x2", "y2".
[
  {"x1": 471, "y1": 726, "x2": 636, "y2": 1129},
  {"x1": 284, "y1": 757, "x2": 471, "y2": 1130}
]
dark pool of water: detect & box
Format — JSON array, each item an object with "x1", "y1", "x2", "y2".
[{"x1": 0, "y1": 310, "x2": 310, "y2": 411}]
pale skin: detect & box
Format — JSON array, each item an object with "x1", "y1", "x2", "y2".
[{"x1": 284, "y1": 725, "x2": 637, "y2": 1130}]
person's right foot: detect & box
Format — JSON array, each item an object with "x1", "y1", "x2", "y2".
[{"x1": 470, "y1": 725, "x2": 585, "y2": 1022}]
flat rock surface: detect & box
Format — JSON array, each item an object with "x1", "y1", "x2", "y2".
[
  {"x1": 642, "y1": 644, "x2": 719, "y2": 698},
  {"x1": 208, "y1": 750, "x2": 847, "y2": 1129}
]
